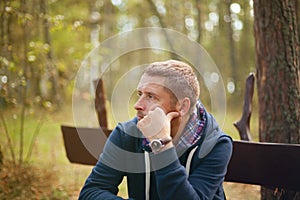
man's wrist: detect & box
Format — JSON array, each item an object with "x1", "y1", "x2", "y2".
[
  {"x1": 148, "y1": 131, "x2": 169, "y2": 142},
  {"x1": 148, "y1": 136, "x2": 173, "y2": 153},
  {"x1": 159, "y1": 141, "x2": 173, "y2": 152}
]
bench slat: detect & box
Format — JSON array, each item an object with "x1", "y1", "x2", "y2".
[{"x1": 226, "y1": 140, "x2": 300, "y2": 191}]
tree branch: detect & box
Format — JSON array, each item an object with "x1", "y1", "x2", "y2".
[{"x1": 233, "y1": 73, "x2": 255, "y2": 141}]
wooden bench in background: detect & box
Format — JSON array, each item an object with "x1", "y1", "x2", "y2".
[{"x1": 61, "y1": 74, "x2": 300, "y2": 192}]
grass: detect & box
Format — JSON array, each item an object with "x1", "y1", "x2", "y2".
[
  {"x1": 0, "y1": 102, "x2": 260, "y2": 199},
  {"x1": 0, "y1": 104, "x2": 93, "y2": 199}
]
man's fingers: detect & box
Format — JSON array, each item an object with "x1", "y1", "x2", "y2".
[
  {"x1": 166, "y1": 111, "x2": 180, "y2": 121},
  {"x1": 137, "y1": 115, "x2": 150, "y2": 128},
  {"x1": 137, "y1": 108, "x2": 166, "y2": 138},
  {"x1": 137, "y1": 107, "x2": 178, "y2": 139}
]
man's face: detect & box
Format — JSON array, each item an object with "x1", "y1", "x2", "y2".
[{"x1": 134, "y1": 74, "x2": 178, "y2": 121}]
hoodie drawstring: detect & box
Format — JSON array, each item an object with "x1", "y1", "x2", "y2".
[{"x1": 144, "y1": 146, "x2": 198, "y2": 200}]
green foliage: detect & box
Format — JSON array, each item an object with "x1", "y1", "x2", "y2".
[{"x1": 0, "y1": 0, "x2": 257, "y2": 110}]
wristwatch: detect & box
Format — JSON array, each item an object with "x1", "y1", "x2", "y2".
[{"x1": 149, "y1": 136, "x2": 172, "y2": 153}]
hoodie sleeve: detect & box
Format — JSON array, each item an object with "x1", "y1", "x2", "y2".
[
  {"x1": 78, "y1": 126, "x2": 130, "y2": 200},
  {"x1": 78, "y1": 160, "x2": 127, "y2": 200},
  {"x1": 150, "y1": 135, "x2": 233, "y2": 200}
]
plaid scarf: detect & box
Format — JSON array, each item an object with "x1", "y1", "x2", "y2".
[
  {"x1": 175, "y1": 100, "x2": 207, "y2": 155},
  {"x1": 142, "y1": 100, "x2": 207, "y2": 153}
]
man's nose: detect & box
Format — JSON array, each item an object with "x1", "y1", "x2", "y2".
[{"x1": 134, "y1": 97, "x2": 144, "y2": 111}]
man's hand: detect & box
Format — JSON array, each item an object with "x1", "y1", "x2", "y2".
[{"x1": 137, "y1": 107, "x2": 179, "y2": 141}]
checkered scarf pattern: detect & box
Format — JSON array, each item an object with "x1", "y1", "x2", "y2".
[{"x1": 176, "y1": 100, "x2": 207, "y2": 150}]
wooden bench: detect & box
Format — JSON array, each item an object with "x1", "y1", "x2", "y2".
[
  {"x1": 61, "y1": 125, "x2": 300, "y2": 191},
  {"x1": 61, "y1": 75, "x2": 300, "y2": 191}
]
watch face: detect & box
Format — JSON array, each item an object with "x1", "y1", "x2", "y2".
[{"x1": 150, "y1": 139, "x2": 162, "y2": 152}]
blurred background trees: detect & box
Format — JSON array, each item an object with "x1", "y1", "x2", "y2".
[
  {"x1": 0, "y1": 0, "x2": 257, "y2": 111},
  {"x1": 0, "y1": 0, "x2": 257, "y2": 166}
]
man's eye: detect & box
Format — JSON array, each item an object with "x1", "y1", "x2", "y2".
[
  {"x1": 137, "y1": 92, "x2": 142, "y2": 97},
  {"x1": 147, "y1": 94, "x2": 154, "y2": 99}
]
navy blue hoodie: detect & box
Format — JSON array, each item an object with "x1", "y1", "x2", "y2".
[{"x1": 79, "y1": 111, "x2": 232, "y2": 200}]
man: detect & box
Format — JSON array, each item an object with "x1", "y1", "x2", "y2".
[{"x1": 79, "y1": 60, "x2": 233, "y2": 200}]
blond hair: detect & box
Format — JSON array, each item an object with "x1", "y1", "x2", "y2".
[{"x1": 143, "y1": 60, "x2": 200, "y2": 110}]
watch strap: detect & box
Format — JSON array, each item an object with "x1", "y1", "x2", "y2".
[
  {"x1": 160, "y1": 136, "x2": 172, "y2": 145},
  {"x1": 148, "y1": 136, "x2": 172, "y2": 153}
]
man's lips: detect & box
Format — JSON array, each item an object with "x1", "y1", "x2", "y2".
[
  {"x1": 137, "y1": 115, "x2": 144, "y2": 121},
  {"x1": 136, "y1": 112, "x2": 145, "y2": 121}
]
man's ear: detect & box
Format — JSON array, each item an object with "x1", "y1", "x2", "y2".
[{"x1": 179, "y1": 98, "x2": 190, "y2": 116}]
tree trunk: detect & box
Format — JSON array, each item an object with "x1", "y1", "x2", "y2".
[
  {"x1": 1, "y1": 0, "x2": 14, "y2": 101},
  {"x1": 195, "y1": 0, "x2": 202, "y2": 43},
  {"x1": 18, "y1": 0, "x2": 31, "y2": 166},
  {"x1": 225, "y1": 0, "x2": 238, "y2": 85},
  {"x1": 0, "y1": 145, "x2": 2, "y2": 167},
  {"x1": 297, "y1": 0, "x2": 300, "y2": 43},
  {"x1": 253, "y1": 0, "x2": 300, "y2": 199},
  {"x1": 146, "y1": 0, "x2": 180, "y2": 60},
  {"x1": 40, "y1": 0, "x2": 60, "y2": 106}
]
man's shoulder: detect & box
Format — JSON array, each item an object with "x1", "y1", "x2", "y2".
[
  {"x1": 198, "y1": 131, "x2": 232, "y2": 159},
  {"x1": 198, "y1": 111, "x2": 232, "y2": 159}
]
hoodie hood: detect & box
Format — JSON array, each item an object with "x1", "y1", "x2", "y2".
[{"x1": 198, "y1": 112, "x2": 225, "y2": 158}]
